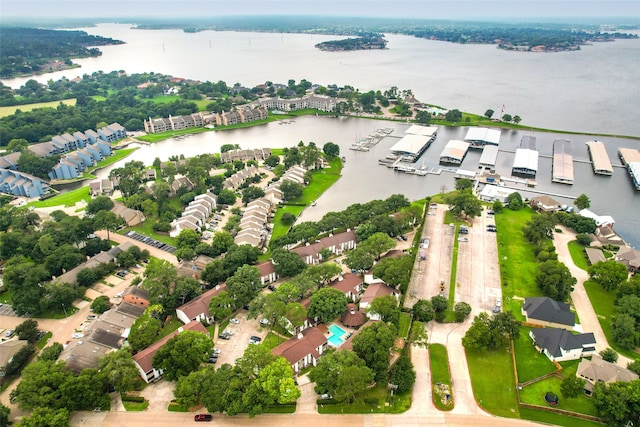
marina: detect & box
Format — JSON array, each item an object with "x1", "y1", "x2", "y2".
[
  {"x1": 386, "y1": 125, "x2": 438, "y2": 162},
  {"x1": 464, "y1": 127, "x2": 501, "y2": 149},
  {"x1": 619, "y1": 148, "x2": 640, "y2": 191},
  {"x1": 512, "y1": 136, "x2": 539, "y2": 177},
  {"x1": 349, "y1": 127, "x2": 393, "y2": 151}
]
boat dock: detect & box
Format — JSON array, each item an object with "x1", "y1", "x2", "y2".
[
  {"x1": 552, "y1": 139, "x2": 574, "y2": 185},
  {"x1": 619, "y1": 148, "x2": 640, "y2": 191},
  {"x1": 349, "y1": 128, "x2": 393, "y2": 151},
  {"x1": 586, "y1": 141, "x2": 613, "y2": 175}
]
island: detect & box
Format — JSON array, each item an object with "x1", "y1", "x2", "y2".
[{"x1": 315, "y1": 34, "x2": 387, "y2": 51}]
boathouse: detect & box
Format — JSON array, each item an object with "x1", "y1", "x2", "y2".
[
  {"x1": 464, "y1": 128, "x2": 501, "y2": 148},
  {"x1": 552, "y1": 139, "x2": 574, "y2": 184},
  {"x1": 586, "y1": 141, "x2": 613, "y2": 176},
  {"x1": 439, "y1": 140, "x2": 470, "y2": 165}
]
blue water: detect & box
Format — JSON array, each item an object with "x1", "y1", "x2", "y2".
[{"x1": 328, "y1": 324, "x2": 347, "y2": 347}]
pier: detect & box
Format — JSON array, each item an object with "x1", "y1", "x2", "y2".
[{"x1": 349, "y1": 128, "x2": 393, "y2": 151}]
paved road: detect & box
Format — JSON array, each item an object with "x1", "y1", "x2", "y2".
[{"x1": 553, "y1": 225, "x2": 633, "y2": 367}]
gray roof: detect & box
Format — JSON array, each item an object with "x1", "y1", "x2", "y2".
[
  {"x1": 523, "y1": 297, "x2": 575, "y2": 326},
  {"x1": 577, "y1": 353, "x2": 639, "y2": 386},
  {"x1": 531, "y1": 328, "x2": 595, "y2": 358}
]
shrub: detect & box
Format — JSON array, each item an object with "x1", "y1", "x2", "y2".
[{"x1": 576, "y1": 233, "x2": 592, "y2": 246}]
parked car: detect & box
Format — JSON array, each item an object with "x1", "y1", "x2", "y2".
[
  {"x1": 260, "y1": 318, "x2": 270, "y2": 325},
  {"x1": 194, "y1": 414, "x2": 213, "y2": 422},
  {"x1": 218, "y1": 333, "x2": 231, "y2": 340},
  {"x1": 72, "y1": 332, "x2": 84, "y2": 339},
  {"x1": 229, "y1": 318, "x2": 240, "y2": 324},
  {"x1": 87, "y1": 315, "x2": 97, "y2": 320},
  {"x1": 458, "y1": 237, "x2": 468, "y2": 242},
  {"x1": 249, "y1": 335, "x2": 262, "y2": 343},
  {"x1": 5, "y1": 329, "x2": 15, "y2": 337},
  {"x1": 267, "y1": 285, "x2": 276, "y2": 291},
  {"x1": 495, "y1": 298, "x2": 502, "y2": 307}
]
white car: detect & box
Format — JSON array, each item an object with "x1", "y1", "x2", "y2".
[
  {"x1": 72, "y1": 333, "x2": 84, "y2": 339},
  {"x1": 496, "y1": 298, "x2": 502, "y2": 307},
  {"x1": 229, "y1": 318, "x2": 240, "y2": 324},
  {"x1": 260, "y1": 318, "x2": 270, "y2": 325}
]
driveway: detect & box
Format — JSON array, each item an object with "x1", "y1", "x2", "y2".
[
  {"x1": 553, "y1": 225, "x2": 633, "y2": 367},
  {"x1": 213, "y1": 310, "x2": 268, "y2": 366}
]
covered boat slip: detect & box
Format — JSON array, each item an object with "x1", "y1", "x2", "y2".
[
  {"x1": 439, "y1": 140, "x2": 471, "y2": 165},
  {"x1": 464, "y1": 127, "x2": 501, "y2": 148},
  {"x1": 586, "y1": 140, "x2": 613, "y2": 175},
  {"x1": 512, "y1": 148, "x2": 539, "y2": 177},
  {"x1": 618, "y1": 148, "x2": 640, "y2": 190},
  {"x1": 552, "y1": 138, "x2": 574, "y2": 184},
  {"x1": 389, "y1": 125, "x2": 438, "y2": 162}
]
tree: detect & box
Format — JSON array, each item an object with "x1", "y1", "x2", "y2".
[
  {"x1": 371, "y1": 256, "x2": 413, "y2": 292},
  {"x1": 280, "y1": 212, "x2": 296, "y2": 225},
  {"x1": 90, "y1": 295, "x2": 111, "y2": 314},
  {"x1": 217, "y1": 189, "x2": 237, "y2": 205},
  {"x1": 431, "y1": 295, "x2": 448, "y2": 313},
  {"x1": 284, "y1": 302, "x2": 307, "y2": 328},
  {"x1": 506, "y1": 192, "x2": 523, "y2": 210},
  {"x1": 368, "y1": 295, "x2": 399, "y2": 324},
  {"x1": 512, "y1": 115, "x2": 522, "y2": 124},
  {"x1": 455, "y1": 178, "x2": 473, "y2": 191},
  {"x1": 412, "y1": 299, "x2": 435, "y2": 322},
  {"x1": 536, "y1": 260, "x2": 576, "y2": 301},
  {"x1": 308, "y1": 287, "x2": 348, "y2": 323},
  {"x1": 462, "y1": 312, "x2": 520, "y2": 350},
  {"x1": 445, "y1": 109, "x2": 462, "y2": 122},
  {"x1": 523, "y1": 213, "x2": 557, "y2": 244},
  {"x1": 445, "y1": 190, "x2": 482, "y2": 219},
  {"x1": 390, "y1": 355, "x2": 416, "y2": 393},
  {"x1": 226, "y1": 265, "x2": 262, "y2": 309},
  {"x1": 492, "y1": 200, "x2": 504, "y2": 213},
  {"x1": 589, "y1": 260, "x2": 629, "y2": 291},
  {"x1": 576, "y1": 233, "x2": 592, "y2": 246},
  {"x1": 322, "y1": 142, "x2": 340, "y2": 157},
  {"x1": 98, "y1": 348, "x2": 140, "y2": 393},
  {"x1": 560, "y1": 375, "x2": 585, "y2": 398},
  {"x1": 612, "y1": 313, "x2": 640, "y2": 350},
  {"x1": 599, "y1": 347, "x2": 619, "y2": 363},
  {"x1": 252, "y1": 357, "x2": 300, "y2": 405},
  {"x1": 415, "y1": 110, "x2": 432, "y2": 124},
  {"x1": 309, "y1": 349, "x2": 373, "y2": 402},
  {"x1": 93, "y1": 210, "x2": 119, "y2": 242},
  {"x1": 593, "y1": 381, "x2": 638, "y2": 426},
  {"x1": 208, "y1": 290, "x2": 234, "y2": 322},
  {"x1": 174, "y1": 368, "x2": 214, "y2": 408},
  {"x1": 0, "y1": 403, "x2": 9, "y2": 427},
  {"x1": 128, "y1": 313, "x2": 162, "y2": 352},
  {"x1": 86, "y1": 196, "x2": 114, "y2": 215},
  {"x1": 454, "y1": 302, "x2": 472, "y2": 322},
  {"x1": 359, "y1": 232, "x2": 396, "y2": 260},
  {"x1": 264, "y1": 155, "x2": 280, "y2": 168},
  {"x1": 242, "y1": 185, "x2": 265, "y2": 204},
  {"x1": 410, "y1": 321, "x2": 429, "y2": 347},
  {"x1": 280, "y1": 180, "x2": 303, "y2": 201},
  {"x1": 502, "y1": 113, "x2": 512, "y2": 122},
  {"x1": 15, "y1": 319, "x2": 39, "y2": 343},
  {"x1": 271, "y1": 248, "x2": 307, "y2": 278},
  {"x1": 574, "y1": 194, "x2": 590, "y2": 210},
  {"x1": 16, "y1": 407, "x2": 70, "y2": 427},
  {"x1": 484, "y1": 109, "x2": 495, "y2": 119},
  {"x1": 10, "y1": 360, "x2": 73, "y2": 410},
  {"x1": 352, "y1": 322, "x2": 397, "y2": 382},
  {"x1": 7, "y1": 138, "x2": 29, "y2": 152},
  {"x1": 152, "y1": 330, "x2": 213, "y2": 381},
  {"x1": 39, "y1": 342, "x2": 64, "y2": 361},
  {"x1": 344, "y1": 247, "x2": 374, "y2": 273},
  {"x1": 176, "y1": 229, "x2": 201, "y2": 251}
]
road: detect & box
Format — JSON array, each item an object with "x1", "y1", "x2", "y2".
[{"x1": 552, "y1": 225, "x2": 633, "y2": 367}]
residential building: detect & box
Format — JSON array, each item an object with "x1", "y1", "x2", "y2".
[
  {"x1": 175, "y1": 284, "x2": 228, "y2": 324},
  {"x1": 0, "y1": 169, "x2": 49, "y2": 198},
  {"x1": 330, "y1": 273, "x2": 363, "y2": 302},
  {"x1": 529, "y1": 328, "x2": 596, "y2": 362},
  {"x1": 522, "y1": 297, "x2": 575, "y2": 330},
  {"x1": 360, "y1": 282, "x2": 401, "y2": 319},
  {"x1": 615, "y1": 246, "x2": 640, "y2": 273},
  {"x1": 577, "y1": 353, "x2": 639, "y2": 396},
  {"x1": 272, "y1": 327, "x2": 329, "y2": 374},
  {"x1": 112, "y1": 202, "x2": 145, "y2": 226},
  {"x1": 0, "y1": 340, "x2": 29, "y2": 377},
  {"x1": 133, "y1": 320, "x2": 209, "y2": 383},
  {"x1": 257, "y1": 261, "x2": 278, "y2": 285},
  {"x1": 122, "y1": 286, "x2": 150, "y2": 308},
  {"x1": 530, "y1": 195, "x2": 562, "y2": 212}
]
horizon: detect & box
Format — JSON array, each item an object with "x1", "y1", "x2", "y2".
[{"x1": 2, "y1": 0, "x2": 640, "y2": 21}]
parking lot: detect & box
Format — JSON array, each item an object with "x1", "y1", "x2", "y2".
[
  {"x1": 125, "y1": 231, "x2": 177, "y2": 254},
  {"x1": 212, "y1": 310, "x2": 270, "y2": 366},
  {"x1": 0, "y1": 303, "x2": 19, "y2": 317}
]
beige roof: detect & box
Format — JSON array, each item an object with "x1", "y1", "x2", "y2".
[
  {"x1": 176, "y1": 284, "x2": 227, "y2": 321},
  {"x1": 586, "y1": 141, "x2": 613, "y2": 174},
  {"x1": 552, "y1": 139, "x2": 574, "y2": 183},
  {"x1": 440, "y1": 140, "x2": 470, "y2": 162},
  {"x1": 578, "y1": 353, "x2": 638, "y2": 386},
  {"x1": 619, "y1": 148, "x2": 640, "y2": 165},
  {"x1": 585, "y1": 248, "x2": 605, "y2": 265},
  {"x1": 0, "y1": 339, "x2": 29, "y2": 368}
]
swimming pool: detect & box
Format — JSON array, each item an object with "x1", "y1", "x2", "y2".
[{"x1": 328, "y1": 324, "x2": 348, "y2": 347}]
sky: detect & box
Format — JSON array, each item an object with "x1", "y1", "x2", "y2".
[{"x1": 1, "y1": 0, "x2": 639, "y2": 20}]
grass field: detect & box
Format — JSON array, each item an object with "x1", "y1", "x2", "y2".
[
  {"x1": 262, "y1": 332, "x2": 287, "y2": 351},
  {"x1": 466, "y1": 347, "x2": 519, "y2": 418},
  {"x1": 29, "y1": 186, "x2": 91, "y2": 208},
  {"x1": 0, "y1": 99, "x2": 76, "y2": 118},
  {"x1": 429, "y1": 344, "x2": 454, "y2": 411},
  {"x1": 146, "y1": 95, "x2": 210, "y2": 110},
  {"x1": 567, "y1": 240, "x2": 589, "y2": 271},
  {"x1": 494, "y1": 208, "x2": 543, "y2": 298},
  {"x1": 317, "y1": 383, "x2": 411, "y2": 414},
  {"x1": 398, "y1": 312, "x2": 411, "y2": 339},
  {"x1": 519, "y1": 372, "x2": 598, "y2": 416}
]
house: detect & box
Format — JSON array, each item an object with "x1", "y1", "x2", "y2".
[
  {"x1": 330, "y1": 273, "x2": 363, "y2": 302},
  {"x1": 0, "y1": 340, "x2": 29, "y2": 376},
  {"x1": 144, "y1": 169, "x2": 157, "y2": 181},
  {"x1": 170, "y1": 176, "x2": 194, "y2": 196},
  {"x1": 479, "y1": 184, "x2": 517, "y2": 203},
  {"x1": 112, "y1": 202, "x2": 145, "y2": 226},
  {"x1": 531, "y1": 195, "x2": 562, "y2": 213},
  {"x1": 54, "y1": 242, "x2": 133, "y2": 285},
  {"x1": 122, "y1": 286, "x2": 150, "y2": 308},
  {"x1": 0, "y1": 169, "x2": 49, "y2": 198},
  {"x1": 360, "y1": 282, "x2": 401, "y2": 319},
  {"x1": 133, "y1": 320, "x2": 209, "y2": 383},
  {"x1": 175, "y1": 284, "x2": 228, "y2": 324},
  {"x1": 529, "y1": 328, "x2": 596, "y2": 362},
  {"x1": 579, "y1": 209, "x2": 615, "y2": 228},
  {"x1": 585, "y1": 248, "x2": 606, "y2": 266},
  {"x1": 341, "y1": 304, "x2": 367, "y2": 328},
  {"x1": 257, "y1": 261, "x2": 278, "y2": 285},
  {"x1": 522, "y1": 297, "x2": 575, "y2": 330},
  {"x1": 615, "y1": 246, "x2": 640, "y2": 273},
  {"x1": 272, "y1": 326, "x2": 328, "y2": 374},
  {"x1": 577, "y1": 353, "x2": 639, "y2": 395}
]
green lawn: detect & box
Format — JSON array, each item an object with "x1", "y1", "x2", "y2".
[
  {"x1": 167, "y1": 401, "x2": 190, "y2": 412},
  {"x1": 567, "y1": 241, "x2": 590, "y2": 271},
  {"x1": 398, "y1": 312, "x2": 411, "y2": 339},
  {"x1": 584, "y1": 280, "x2": 640, "y2": 361},
  {"x1": 123, "y1": 400, "x2": 149, "y2": 411},
  {"x1": 0, "y1": 99, "x2": 76, "y2": 118},
  {"x1": 518, "y1": 374, "x2": 598, "y2": 416},
  {"x1": 262, "y1": 332, "x2": 287, "y2": 351},
  {"x1": 289, "y1": 156, "x2": 343, "y2": 205},
  {"x1": 136, "y1": 126, "x2": 214, "y2": 143},
  {"x1": 429, "y1": 344, "x2": 454, "y2": 411},
  {"x1": 518, "y1": 407, "x2": 604, "y2": 427},
  {"x1": 93, "y1": 148, "x2": 138, "y2": 170},
  {"x1": 466, "y1": 348, "x2": 519, "y2": 418},
  {"x1": 262, "y1": 404, "x2": 297, "y2": 414},
  {"x1": 122, "y1": 220, "x2": 177, "y2": 246},
  {"x1": 29, "y1": 186, "x2": 91, "y2": 208},
  {"x1": 449, "y1": 225, "x2": 460, "y2": 308},
  {"x1": 513, "y1": 327, "x2": 556, "y2": 383},
  {"x1": 146, "y1": 95, "x2": 210, "y2": 111},
  {"x1": 317, "y1": 383, "x2": 411, "y2": 414},
  {"x1": 270, "y1": 205, "x2": 305, "y2": 243},
  {"x1": 495, "y1": 208, "x2": 542, "y2": 298},
  {"x1": 161, "y1": 317, "x2": 183, "y2": 337}
]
